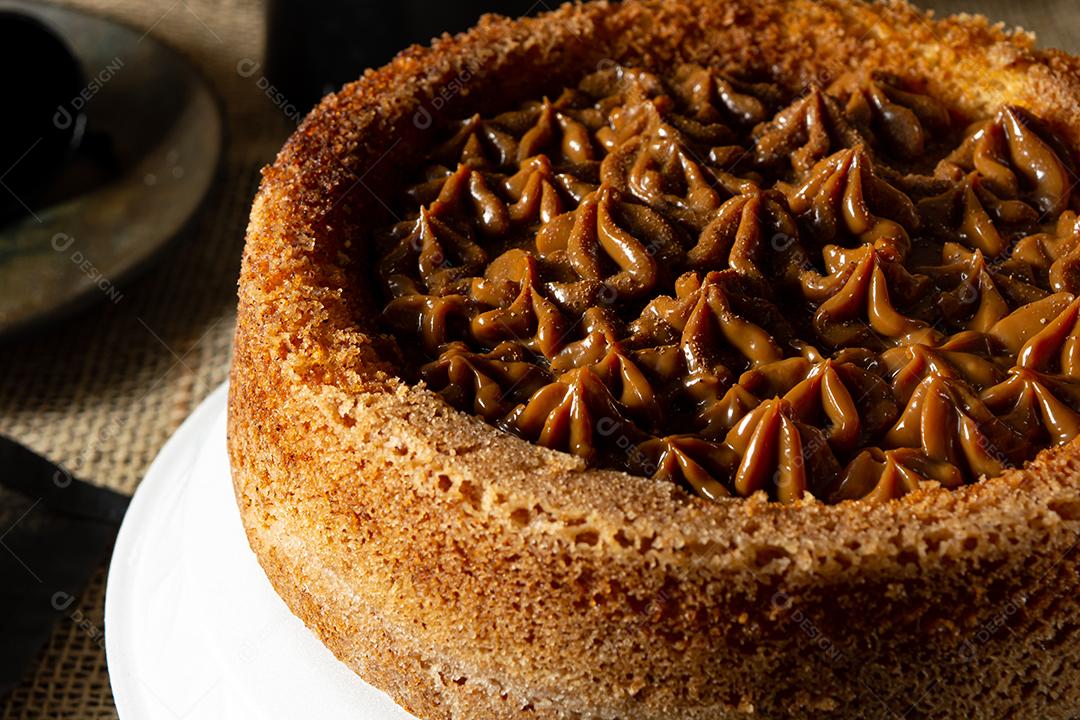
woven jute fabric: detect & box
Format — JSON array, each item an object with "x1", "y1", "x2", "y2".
[
  {"x1": 0, "y1": 0, "x2": 1077, "y2": 718},
  {"x1": 0, "y1": 0, "x2": 289, "y2": 717}
]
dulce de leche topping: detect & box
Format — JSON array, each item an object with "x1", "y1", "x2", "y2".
[{"x1": 374, "y1": 65, "x2": 1080, "y2": 504}]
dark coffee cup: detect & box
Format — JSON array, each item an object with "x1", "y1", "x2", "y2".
[{"x1": 0, "y1": 11, "x2": 85, "y2": 225}]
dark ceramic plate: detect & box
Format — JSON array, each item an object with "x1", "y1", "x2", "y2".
[{"x1": 0, "y1": 0, "x2": 223, "y2": 338}]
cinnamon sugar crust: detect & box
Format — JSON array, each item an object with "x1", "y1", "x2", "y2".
[{"x1": 229, "y1": 1, "x2": 1080, "y2": 717}]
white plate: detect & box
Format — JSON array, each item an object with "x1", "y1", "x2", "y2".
[{"x1": 105, "y1": 384, "x2": 418, "y2": 719}]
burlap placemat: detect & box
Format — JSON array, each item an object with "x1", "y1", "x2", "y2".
[
  {"x1": 0, "y1": 1, "x2": 289, "y2": 717},
  {"x1": 0, "y1": 0, "x2": 1076, "y2": 717}
]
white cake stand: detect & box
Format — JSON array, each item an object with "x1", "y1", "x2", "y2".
[{"x1": 106, "y1": 384, "x2": 418, "y2": 719}]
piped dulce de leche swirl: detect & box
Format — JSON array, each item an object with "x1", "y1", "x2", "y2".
[{"x1": 373, "y1": 63, "x2": 1080, "y2": 504}]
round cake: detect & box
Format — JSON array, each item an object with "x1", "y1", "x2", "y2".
[{"x1": 228, "y1": 1, "x2": 1080, "y2": 717}]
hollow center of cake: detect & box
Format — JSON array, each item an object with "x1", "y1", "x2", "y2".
[{"x1": 371, "y1": 64, "x2": 1080, "y2": 504}]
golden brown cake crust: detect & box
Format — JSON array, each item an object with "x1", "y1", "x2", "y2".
[{"x1": 228, "y1": 1, "x2": 1080, "y2": 717}]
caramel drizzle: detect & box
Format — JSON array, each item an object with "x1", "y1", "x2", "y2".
[
  {"x1": 836, "y1": 73, "x2": 950, "y2": 160},
  {"x1": 784, "y1": 146, "x2": 918, "y2": 260},
  {"x1": 939, "y1": 106, "x2": 1075, "y2": 216},
  {"x1": 373, "y1": 63, "x2": 1080, "y2": 504},
  {"x1": 753, "y1": 88, "x2": 865, "y2": 176}
]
